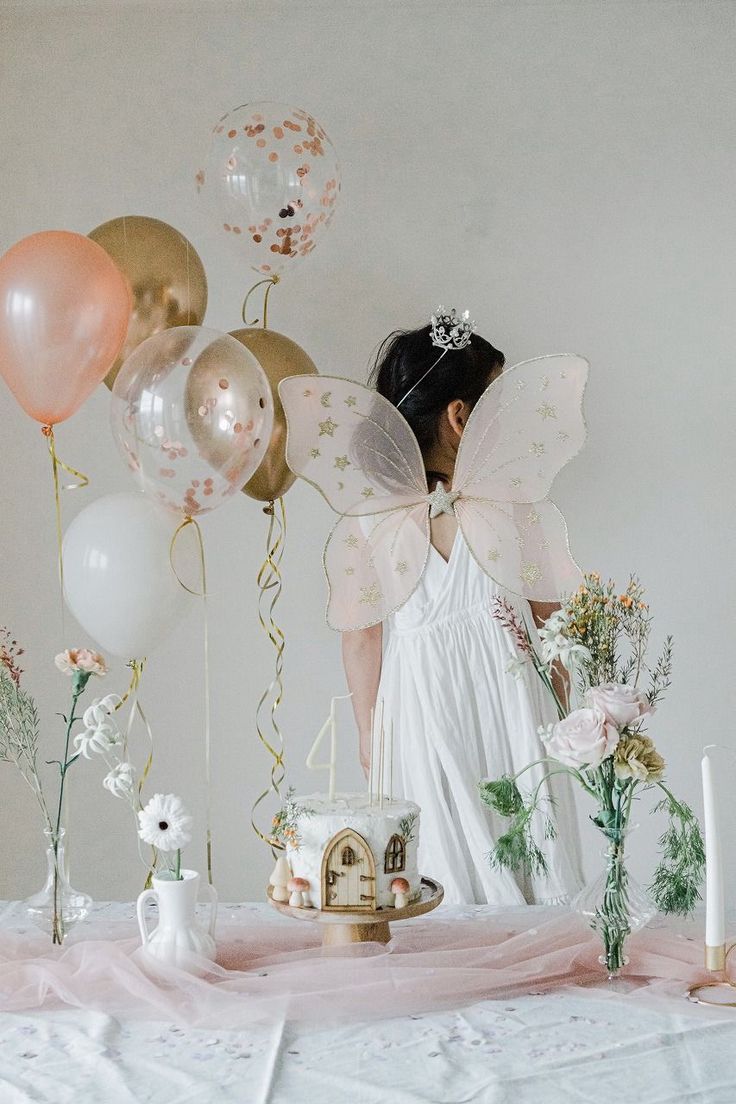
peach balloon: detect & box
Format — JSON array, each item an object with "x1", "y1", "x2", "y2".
[{"x1": 0, "y1": 230, "x2": 131, "y2": 425}]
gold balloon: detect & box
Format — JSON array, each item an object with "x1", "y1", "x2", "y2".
[
  {"x1": 231, "y1": 328, "x2": 318, "y2": 502},
  {"x1": 89, "y1": 215, "x2": 208, "y2": 390}
]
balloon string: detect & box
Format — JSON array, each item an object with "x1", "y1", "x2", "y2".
[
  {"x1": 241, "y1": 275, "x2": 280, "y2": 329},
  {"x1": 115, "y1": 659, "x2": 158, "y2": 888},
  {"x1": 169, "y1": 516, "x2": 213, "y2": 885},
  {"x1": 41, "y1": 425, "x2": 89, "y2": 632},
  {"x1": 251, "y1": 497, "x2": 287, "y2": 854}
]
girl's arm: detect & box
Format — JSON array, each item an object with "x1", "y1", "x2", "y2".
[
  {"x1": 342, "y1": 624, "x2": 383, "y2": 778},
  {"x1": 529, "y1": 600, "x2": 570, "y2": 711}
]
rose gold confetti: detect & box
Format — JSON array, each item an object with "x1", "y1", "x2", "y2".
[
  {"x1": 204, "y1": 487, "x2": 213, "y2": 496},
  {"x1": 268, "y1": 152, "x2": 278, "y2": 163},
  {"x1": 293, "y1": 145, "x2": 303, "y2": 154},
  {"x1": 256, "y1": 138, "x2": 266, "y2": 148},
  {"x1": 219, "y1": 378, "x2": 229, "y2": 390},
  {"x1": 253, "y1": 234, "x2": 262, "y2": 243},
  {"x1": 228, "y1": 129, "x2": 237, "y2": 138},
  {"x1": 192, "y1": 480, "x2": 200, "y2": 488},
  {"x1": 270, "y1": 244, "x2": 280, "y2": 253},
  {"x1": 233, "y1": 226, "x2": 242, "y2": 234},
  {"x1": 248, "y1": 224, "x2": 256, "y2": 233},
  {"x1": 273, "y1": 126, "x2": 283, "y2": 139},
  {"x1": 160, "y1": 468, "x2": 176, "y2": 478},
  {"x1": 223, "y1": 223, "x2": 231, "y2": 232},
  {"x1": 204, "y1": 477, "x2": 214, "y2": 486},
  {"x1": 234, "y1": 422, "x2": 243, "y2": 433},
  {"x1": 261, "y1": 264, "x2": 271, "y2": 272}
]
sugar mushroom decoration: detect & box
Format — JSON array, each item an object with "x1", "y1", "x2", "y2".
[
  {"x1": 269, "y1": 856, "x2": 292, "y2": 903},
  {"x1": 391, "y1": 877, "x2": 410, "y2": 909},
  {"x1": 288, "y1": 876, "x2": 310, "y2": 908}
]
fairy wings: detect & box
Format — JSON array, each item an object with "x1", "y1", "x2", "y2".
[{"x1": 279, "y1": 354, "x2": 588, "y2": 631}]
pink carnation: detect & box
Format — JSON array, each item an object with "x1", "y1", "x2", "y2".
[{"x1": 54, "y1": 649, "x2": 107, "y2": 677}]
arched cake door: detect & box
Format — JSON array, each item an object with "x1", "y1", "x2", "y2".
[{"x1": 321, "y1": 828, "x2": 376, "y2": 912}]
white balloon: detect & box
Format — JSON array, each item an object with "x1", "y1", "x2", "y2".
[{"x1": 63, "y1": 492, "x2": 193, "y2": 658}]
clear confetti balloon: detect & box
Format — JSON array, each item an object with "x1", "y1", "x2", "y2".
[
  {"x1": 111, "y1": 326, "x2": 273, "y2": 516},
  {"x1": 197, "y1": 101, "x2": 340, "y2": 277}
]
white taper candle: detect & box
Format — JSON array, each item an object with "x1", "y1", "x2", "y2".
[{"x1": 702, "y1": 750, "x2": 725, "y2": 951}]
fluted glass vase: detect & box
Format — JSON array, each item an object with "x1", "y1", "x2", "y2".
[
  {"x1": 24, "y1": 827, "x2": 92, "y2": 944},
  {"x1": 573, "y1": 826, "x2": 655, "y2": 977}
]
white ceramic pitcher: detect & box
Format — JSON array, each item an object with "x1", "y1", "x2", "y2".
[{"x1": 136, "y1": 868, "x2": 217, "y2": 972}]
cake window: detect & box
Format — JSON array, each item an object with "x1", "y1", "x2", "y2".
[
  {"x1": 341, "y1": 845, "x2": 356, "y2": 866},
  {"x1": 384, "y1": 834, "x2": 406, "y2": 874}
]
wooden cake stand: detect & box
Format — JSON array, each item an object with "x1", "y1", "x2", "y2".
[{"x1": 268, "y1": 876, "x2": 444, "y2": 946}]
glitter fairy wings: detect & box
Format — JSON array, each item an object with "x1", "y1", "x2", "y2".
[{"x1": 279, "y1": 354, "x2": 588, "y2": 631}]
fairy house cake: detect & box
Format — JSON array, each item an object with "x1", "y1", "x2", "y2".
[{"x1": 271, "y1": 791, "x2": 421, "y2": 912}]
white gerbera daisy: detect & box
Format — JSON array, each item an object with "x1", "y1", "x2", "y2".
[{"x1": 137, "y1": 793, "x2": 192, "y2": 852}]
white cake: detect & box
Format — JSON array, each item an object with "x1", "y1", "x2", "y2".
[{"x1": 277, "y1": 791, "x2": 421, "y2": 912}]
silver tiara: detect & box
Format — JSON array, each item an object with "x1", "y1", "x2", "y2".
[
  {"x1": 430, "y1": 306, "x2": 475, "y2": 351},
  {"x1": 396, "y1": 305, "x2": 475, "y2": 409}
]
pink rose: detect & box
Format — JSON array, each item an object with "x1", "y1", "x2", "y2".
[
  {"x1": 586, "y1": 683, "x2": 653, "y2": 729},
  {"x1": 543, "y1": 707, "x2": 619, "y2": 769},
  {"x1": 54, "y1": 648, "x2": 107, "y2": 677}
]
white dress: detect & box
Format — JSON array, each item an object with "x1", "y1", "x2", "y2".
[{"x1": 378, "y1": 534, "x2": 584, "y2": 907}]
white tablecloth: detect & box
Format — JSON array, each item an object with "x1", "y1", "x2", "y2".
[{"x1": 1, "y1": 901, "x2": 734, "y2": 1104}]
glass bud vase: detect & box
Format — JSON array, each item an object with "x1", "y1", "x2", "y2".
[
  {"x1": 24, "y1": 827, "x2": 92, "y2": 945},
  {"x1": 572, "y1": 828, "x2": 655, "y2": 977}
]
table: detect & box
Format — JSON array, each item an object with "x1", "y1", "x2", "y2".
[{"x1": 1, "y1": 901, "x2": 735, "y2": 1104}]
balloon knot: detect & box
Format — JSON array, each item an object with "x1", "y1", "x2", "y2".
[{"x1": 41, "y1": 425, "x2": 53, "y2": 438}]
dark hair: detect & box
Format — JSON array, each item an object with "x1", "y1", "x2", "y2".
[{"x1": 369, "y1": 324, "x2": 505, "y2": 453}]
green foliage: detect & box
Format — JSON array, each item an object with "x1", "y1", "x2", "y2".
[
  {"x1": 480, "y1": 777, "x2": 553, "y2": 877},
  {"x1": 0, "y1": 668, "x2": 51, "y2": 828},
  {"x1": 648, "y1": 791, "x2": 705, "y2": 915},
  {"x1": 479, "y1": 776, "x2": 524, "y2": 818},
  {"x1": 398, "y1": 811, "x2": 418, "y2": 843}
]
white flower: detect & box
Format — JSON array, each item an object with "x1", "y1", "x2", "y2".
[
  {"x1": 55, "y1": 648, "x2": 107, "y2": 677},
  {"x1": 74, "y1": 720, "x2": 121, "y2": 758},
  {"x1": 505, "y1": 656, "x2": 528, "y2": 681},
  {"x1": 137, "y1": 793, "x2": 192, "y2": 852},
  {"x1": 103, "y1": 762, "x2": 135, "y2": 799},
  {"x1": 82, "y1": 694, "x2": 121, "y2": 728},
  {"x1": 539, "y1": 629, "x2": 592, "y2": 670},
  {"x1": 542, "y1": 706, "x2": 619, "y2": 769},
  {"x1": 586, "y1": 683, "x2": 653, "y2": 730},
  {"x1": 73, "y1": 696, "x2": 122, "y2": 758}
]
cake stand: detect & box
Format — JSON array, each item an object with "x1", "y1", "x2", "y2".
[{"x1": 268, "y1": 876, "x2": 444, "y2": 946}]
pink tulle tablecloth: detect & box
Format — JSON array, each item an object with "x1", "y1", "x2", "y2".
[{"x1": 1, "y1": 900, "x2": 734, "y2": 1104}]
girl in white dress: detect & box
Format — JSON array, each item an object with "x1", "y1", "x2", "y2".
[{"x1": 342, "y1": 323, "x2": 584, "y2": 906}]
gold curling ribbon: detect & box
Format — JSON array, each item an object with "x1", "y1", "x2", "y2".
[
  {"x1": 169, "y1": 515, "x2": 213, "y2": 886},
  {"x1": 115, "y1": 659, "x2": 157, "y2": 887},
  {"x1": 251, "y1": 497, "x2": 287, "y2": 854},
  {"x1": 241, "y1": 275, "x2": 280, "y2": 329},
  {"x1": 42, "y1": 425, "x2": 89, "y2": 623}
]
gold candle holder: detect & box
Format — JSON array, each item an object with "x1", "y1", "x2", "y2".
[{"x1": 688, "y1": 941, "x2": 736, "y2": 1006}]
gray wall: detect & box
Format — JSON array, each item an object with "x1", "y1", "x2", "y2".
[{"x1": 0, "y1": 0, "x2": 734, "y2": 906}]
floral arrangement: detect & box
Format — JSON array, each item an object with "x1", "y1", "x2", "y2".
[
  {"x1": 481, "y1": 575, "x2": 704, "y2": 974},
  {"x1": 0, "y1": 640, "x2": 111, "y2": 942},
  {"x1": 271, "y1": 787, "x2": 313, "y2": 850},
  {"x1": 137, "y1": 793, "x2": 193, "y2": 880}
]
